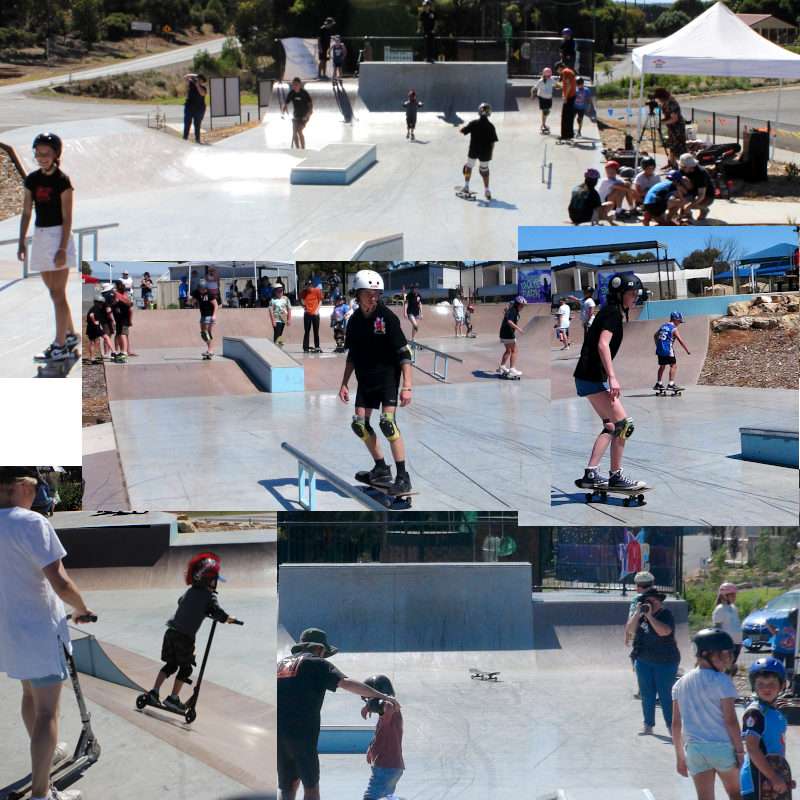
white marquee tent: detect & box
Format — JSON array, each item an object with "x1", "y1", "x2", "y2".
[{"x1": 628, "y1": 1, "x2": 800, "y2": 158}]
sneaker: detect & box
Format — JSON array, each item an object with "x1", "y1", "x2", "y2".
[
  {"x1": 641, "y1": 725, "x2": 654, "y2": 735},
  {"x1": 34, "y1": 343, "x2": 58, "y2": 362},
  {"x1": 45, "y1": 343, "x2": 71, "y2": 362},
  {"x1": 49, "y1": 788, "x2": 82, "y2": 800},
  {"x1": 497, "y1": 365, "x2": 509, "y2": 375},
  {"x1": 388, "y1": 472, "x2": 412, "y2": 495},
  {"x1": 64, "y1": 333, "x2": 79, "y2": 352},
  {"x1": 653, "y1": 382, "x2": 664, "y2": 391},
  {"x1": 484, "y1": 189, "x2": 492, "y2": 201},
  {"x1": 576, "y1": 468, "x2": 607, "y2": 489},
  {"x1": 52, "y1": 741, "x2": 69, "y2": 765},
  {"x1": 355, "y1": 463, "x2": 393, "y2": 487},
  {"x1": 406, "y1": 130, "x2": 410, "y2": 139},
  {"x1": 163, "y1": 695, "x2": 186, "y2": 713},
  {"x1": 507, "y1": 367, "x2": 522, "y2": 377},
  {"x1": 410, "y1": 133, "x2": 415, "y2": 141},
  {"x1": 608, "y1": 470, "x2": 646, "y2": 491},
  {"x1": 698, "y1": 207, "x2": 710, "y2": 220},
  {"x1": 147, "y1": 689, "x2": 160, "y2": 705}
]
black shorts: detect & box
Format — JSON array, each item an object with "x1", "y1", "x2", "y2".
[
  {"x1": 467, "y1": 146, "x2": 493, "y2": 163},
  {"x1": 538, "y1": 97, "x2": 552, "y2": 112},
  {"x1": 355, "y1": 368, "x2": 400, "y2": 410},
  {"x1": 644, "y1": 199, "x2": 667, "y2": 217},
  {"x1": 278, "y1": 733, "x2": 320, "y2": 790},
  {"x1": 86, "y1": 325, "x2": 104, "y2": 341},
  {"x1": 161, "y1": 628, "x2": 195, "y2": 667},
  {"x1": 657, "y1": 355, "x2": 676, "y2": 366}
]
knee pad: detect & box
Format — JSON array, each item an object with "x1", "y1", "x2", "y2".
[
  {"x1": 463, "y1": 164, "x2": 472, "y2": 180},
  {"x1": 351, "y1": 415, "x2": 375, "y2": 441},
  {"x1": 379, "y1": 412, "x2": 400, "y2": 442},
  {"x1": 479, "y1": 164, "x2": 490, "y2": 177},
  {"x1": 614, "y1": 417, "x2": 635, "y2": 440},
  {"x1": 177, "y1": 663, "x2": 194, "y2": 684},
  {"x1": 161, "y1": 661, "x2": 178, "y2": 678},
  {"x1": 201, "y1": 330, "x2": 209, "y2": 343}
]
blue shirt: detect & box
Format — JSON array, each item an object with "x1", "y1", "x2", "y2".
[
  {"x1": 655, "y1": 322, "x2": 677, "y2": 358},
  {"x1": 574, "y1": 87, "x2": 591, "y2": 110},
  {"x1": 645, "y1": 181, "x2": 676, "y2": 205},
  {"x1": 179, "y1": 281, "x2": 189, "y2": 299},
  {"x1": 766, "y1": 615, "x2": 795, "y2": 654},
  {"x1": 741, "y1": 700, "x2": 787, "y2": 794}
]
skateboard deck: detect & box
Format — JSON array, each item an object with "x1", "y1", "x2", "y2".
[
  {"x1": 36, "y1": 352, "x2": 79, "y2": 378},
  {"x1": 655, "y1": 386, "x2": 684, "y2": 397},
  {"x1": 761, "y1": 755, "x2": 795, "y2": 800},
  {"x1": 574, "y1": 479, "x2": 651, "y2": 507},
  {"x1": 470, "y1": 668, "x2": 500, "y2": 681},
  {"x1": 356, "y1": 476, "x2": 418, "y2": 509},
  {"x1": 455, "y1": 186, "x2": 477, "y2": 201}
]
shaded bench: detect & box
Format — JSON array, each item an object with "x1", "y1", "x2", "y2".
[{"x1": 222, "y1": 337, "x2": 303, "y2": 393}]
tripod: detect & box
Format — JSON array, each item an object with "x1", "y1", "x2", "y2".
[{"x1": 638, "y1": 103, "x2": 669, "y2": 158}]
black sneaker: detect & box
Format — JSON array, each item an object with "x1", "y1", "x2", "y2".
[
  {"x1": 147, "y1": 689, "x2": 160, "y2": 704},
  {"x1": 608, "y1": 470, "x2": 646, "y2": 491},
  {"x1": 355, "y1": 463, "x2": 392, "y2": 486},
  {"x1": 389, "y1": 473, "x2": 412, "y2": 495},
  {"x1": 163, "y1": 695, "x2": 186, "y2": 713},
  {"x1": 576, "y1": 468, "x2": 607, "y2": 489}
]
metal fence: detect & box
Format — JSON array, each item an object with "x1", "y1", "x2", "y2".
[{"x1": 687, "y1": 106, "x2": 800, "y2": 157}]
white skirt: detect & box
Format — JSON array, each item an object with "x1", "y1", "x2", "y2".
[{"x1": 30, "y1": 225, "x2": 77, "y2": 272}]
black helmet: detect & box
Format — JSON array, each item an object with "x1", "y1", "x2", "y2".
[
  {"x1": 606, "y1": 272, "x2": 645, "y2": 305},
  {"x1": 363, "y1": 674, "x2": 395, "y2": 696},
  {"x1": 693, "y1": 628, "x2": 734, "y2": 657},
  {"x1": 32, "y1": 132, "x2": 63, "y2": 158}
]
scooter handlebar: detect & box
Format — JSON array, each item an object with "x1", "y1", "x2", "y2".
[
  {"x1": 67, "y1": 613, "x2": 98, "y2": 623},
  {"x1": 233, "y1": 619, "x2": 244, "y2": 626}
]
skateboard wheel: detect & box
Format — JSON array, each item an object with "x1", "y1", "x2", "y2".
[
  {"x1": 185, "y1": 707, "x2": 197, "y2": 724},
  {"x1": 637, "y1": 495, "x2": 646, "y2": 505},
  {"x1": 623, "y1": 497, "x2": 631, "y2": 507},
  {"x1": 584, "y1": 493, "x2": 592, "y2": 503},
  {"x1": 135, "y1": 694, "x2": 148, "y2": 710}
]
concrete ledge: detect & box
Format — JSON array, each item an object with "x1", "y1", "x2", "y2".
[
  {"x1": 318, "y1": 725, "x2": 374, "y2": 754},
  {"x1": 351, "y1": 233, "x2": 404, "y2": 260},
  {"x1": 290, "y1": 143, "x2": 376, "y2": 185},
  {"x1": 740, "y1": 427, "x2": 799, "y2": 468},
  {"x1": 223, "y1": 336, "x2": 303, "y2": 393},
  {"x1": 358, "y1": 61, "x2": 507, "y2": 112}
]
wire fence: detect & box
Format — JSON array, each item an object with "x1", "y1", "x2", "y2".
[{"x1": 687, "y1": 106, "x2": 800, "y2": 157}]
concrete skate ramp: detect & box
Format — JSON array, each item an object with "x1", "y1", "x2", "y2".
[
  {"x1": 71, "y1": 633, "x2": 145, "y2": 691},
  {"x1": 75, "y1": 641, "x2": 275, "y2": 793},
  {"x1": 551, "y1": 314, "x2": 710, "y2": 401},
  {"x1": 279, "y1": 562, "x2": 534, "y2": 652},
  {"x1": 358, "y1": 62, "x2": 508, "y2": 112},
  {"x1": 532, "y1": 594, "x2": 690, "y2": 670}
]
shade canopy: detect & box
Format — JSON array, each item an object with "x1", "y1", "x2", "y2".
[{"x1": 632, "y1": 2, "x2": 800, "y2": 79}]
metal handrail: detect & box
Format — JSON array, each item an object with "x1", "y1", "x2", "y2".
[
  {"x1": 409, "y1": 340, "x2": 463, "y2": 382},
  {"x1": 281, "y1": 442, "x2": 387, "y2": 511},
  {"x1": 0, "y1": 222, "x2": 119, "y2": 277}
]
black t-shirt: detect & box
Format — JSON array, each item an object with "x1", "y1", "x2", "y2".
[
  {"x1": 345, "y1": 303, "x2": 411, "y2": 377},
  {"x1": 318, "y1": 28, "x2": 332, "y2": 52},
  {"x1": 560, "y1": 38, "x2": 576, "y2": 60},
  {"x1": 277, "y1": 653, "x2": 344, "y2": 737},
  {"x1": 112, "y1": 294, "x2": 132, "y2": 326},
  {"x1": 461, "y1": 117, "x2": 498, "y2": 161},
  {"x1": 499, "y1": 305, "x2": 520, "y2": 339},
  {"x1": 685, "y1": 166, "x2": 712, "y2": 195},
  {"x1": 632, "y1": 607, "x2": 681, "y2": 664},
  {"x1": 568, "y1": 184, "x2": 601, "y2": 224},
  {"x1": 168, "y1": 585, "x2": 228, "y2": 639},
  {"x1": 286, "y1": 89, "x2": 312, "y2": 119},
  {"x1": 192, "y1": 288, "x2": 216, "y2": 317},
  {"x1": 185, "y1": 79, "x2": 206, "y2": 113},
  {"x1": 405, "y1": 291, "x2": 421, "y2": 316},
  {"x1": 573, "y1": 302, "x2": 624, "y2": 382},
  {"x1": 86, "y1": 305, "x2": 105, "y2": 332},
  {"x1": 24, "y1": 169, "x2": 73, "y2": 228},
  {"x1": 419, "y1": 9, "x2": 436, "y2": 34}
]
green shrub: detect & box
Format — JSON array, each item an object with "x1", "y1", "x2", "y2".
[
  {"x1": 72, "y1": 0, "x2": 102, "y2": 46},
  {"x1": 189, "y1": 4, "x2": 205, "y2": 28},
  {"x1": 0, "y1": 27, "x2": 37, "y2": 49},
  {"x1": 203, "y1": 6, "x2": 224, "y2": 31},
  {"x1": 685, "y1": 583, "x2": 785, "y2": 632},
  {"x1": 57, "y1": 480, "x2": 84, "y2": 511},
  {"x1": 103, "y1": 12, "x2": 133, "y2": 41}
]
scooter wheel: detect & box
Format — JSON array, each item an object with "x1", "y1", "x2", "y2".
[
  {"x1": 135, "y1": 694, "x2": 148, "y2": 710},
  {"x1": 185, "y1": 707, "x2": 197, "y2": 724}
]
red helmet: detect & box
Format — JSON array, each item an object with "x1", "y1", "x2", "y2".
[{"x1": 185, "y1": 551, "x2": 224, "y2": 586}]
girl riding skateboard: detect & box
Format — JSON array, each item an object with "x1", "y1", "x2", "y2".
[{"x1": 573, "y1": 273, "x2": 648, "y2": 493}]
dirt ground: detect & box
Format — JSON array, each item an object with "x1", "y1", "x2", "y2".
[
  {"x1": 0, "y1": 149, "x2": 24, "y2": 222},
  {"x1": 698, "y1": 325, "x2": 799, "y2": 389},
  {"x1": 81, "y1": 333, "x2": 111, "y2": 427},
  {"x1": 598, "y1": 119, "x2": 800, "y2": 201}
]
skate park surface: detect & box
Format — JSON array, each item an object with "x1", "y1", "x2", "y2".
[
  {"x1": 0, "y1": 81, "x2": 602, "y2": 262},
  {"x1": 278, "y1": 564, "x2": 800, "y2": 800},
  {"x1": 82, "y1": 304, "x2": 552, "y2": 520},
  {"x1": 0, "y1": 523, "x2": 276, "y2": 800},
  {"x1": 550, "y1": 313, "x2": 799, "y2": 525},
  {"x1": 0, "y1": 261, "x2": 82, "y2": 379}
]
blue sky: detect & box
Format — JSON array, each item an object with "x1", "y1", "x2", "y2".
[{"x1": 518, "y1": 225, "x2": 799, "y2": 266}]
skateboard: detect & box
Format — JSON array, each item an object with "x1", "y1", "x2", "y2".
[
  {"x1": 501, "y1": 372, "x2": 521, "y2": 381},
  {"x1": 761, "y1": 755, "x2": 795, "y2": 800},
  {"x1": 455, "y1": 186, "x2": 477, "y2": 201},
  {"x1": 355, "y1": 475, "x2": 418, "y2": 510},
  {"x1": 201, "y1": 352, "x2": 215, "y2": 360},
  {"x1": 574, "y1": 479, "x2": 651, "y2": 507},
  {"x1": 556, "y1": 136, "x2": 596, "y2": 149},
  {"x1": 470, "y1": 668, "x2": 500, "y2": 681},
  {"x1": 655, "y1": 386, "x2": 684, "y2": 397},
  {"x1": 36, "y1": 351, "x2": 79, "y2": 378}
]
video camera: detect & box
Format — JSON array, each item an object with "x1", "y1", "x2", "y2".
[{"x1": 645, "y1": 95, "x2": 660, "y2": 114}]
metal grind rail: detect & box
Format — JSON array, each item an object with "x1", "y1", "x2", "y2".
[
  {"x1": 409, "y1": 340, "x2": 463, "y2": 382},
  {"x1": 281, "y1": 442, "x2": 388, "y2": 512}
]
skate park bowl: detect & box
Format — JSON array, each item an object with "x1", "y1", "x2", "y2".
[
  {"x1": 739, "y1": 426, "x2": 799, "y2": 467},
  {"x1": 290, "y1": 143, "x2": 377, "y2": 185},
  {"x1": 222, "y1": 336, "x2": 304, "y2": 392},
  {"x1": 358, "y1": 62, "x2": 508, "y2": 112},
  {"x1": 1, "y1": 525, "x2": 277, "y2": 799},
  {"x1": 317, "y1": 726, "x2": 374, "y2": 754}
]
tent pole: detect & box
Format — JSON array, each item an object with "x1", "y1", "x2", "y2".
[
  {"x1": 773, "y1": 78, "x2": 783, "y2": 161},
  {"x1": 626, "y1": 58, "x2": 635, "y2": 144},
  {"x1": 634, "y1": 71, "x2": 645, "y2": 170}
]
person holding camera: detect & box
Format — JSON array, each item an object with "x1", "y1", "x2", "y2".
[
  {"x1": 183, "y1": 73, "x2": 207, "y2": 144},
  {"x1": 624, "y1": 587, "x2": 681, "y2": 735},
  {"x1": 652, "y1": 88, "x2": 686, "y2": 168}
]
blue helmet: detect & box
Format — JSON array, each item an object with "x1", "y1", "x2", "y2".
[
  {"x1": 561, "y1": 27, "x2": 573, "y2": 35},
  {"x1": 667, "y1": 169, "x2": 683, "y2": 182},
  {"x1": 749, "y1": 656, "x2": 786, "y2": 690},
  {"x1": 670, "y1": 311, "x2": 684, "y2": 322}
]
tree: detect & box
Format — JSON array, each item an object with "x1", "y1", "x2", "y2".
[
  {"x1": 672, "y1": 0, "x2": 706, "y2": 19},
  {"x1": 72, "y1": 0, "x2": 102, "y2": 46},
  {"x1": 653, "y1": 9, "x2": 691, "y2": 35},
  {"x1": 611, "y1": 251, "x2": 658, "y2": 264}
]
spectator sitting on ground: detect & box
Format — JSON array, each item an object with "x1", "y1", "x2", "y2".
[
  {"x1": 597, "y1": 160, "x2": 638, "y2": 222},
  {"x1": 677, "y1": 153, "x2": 715, "y2": 223},
  {"x1": 568, "y1": 168, "x2": 602, "y2": 225},
  {"x1": 642, "y1": 170, "x2": 690, "y2": 225},
  {"x1": 633, "y1": 157, "x2": 661, "y2": 206}
]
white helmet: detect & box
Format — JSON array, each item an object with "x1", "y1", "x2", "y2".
[
  {"x1": 478, "y1": 102, "x2": 492, "y2": 117},
  {"x1": 352, "y1": 269, "x2": 384, "y2": 292}
]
